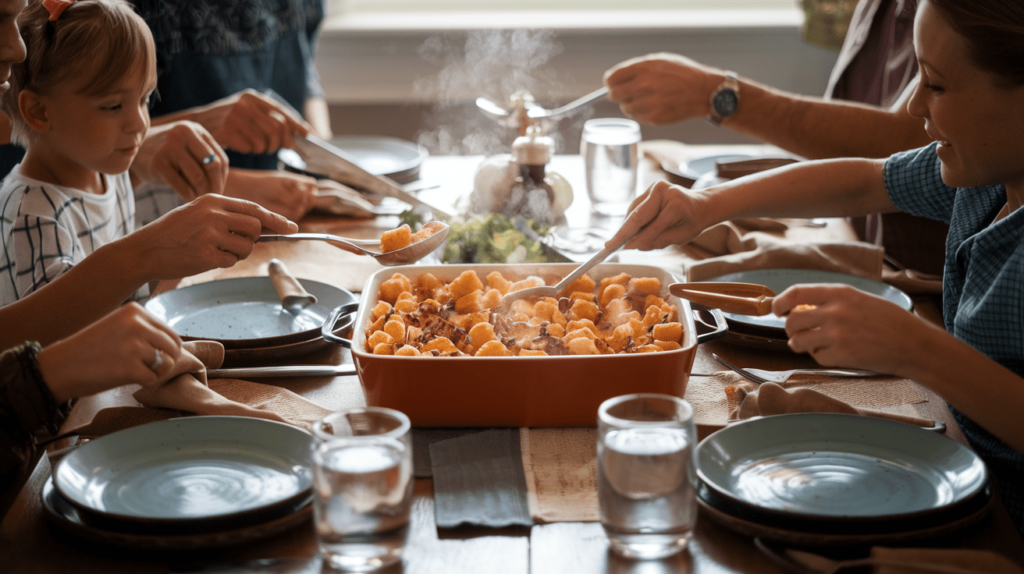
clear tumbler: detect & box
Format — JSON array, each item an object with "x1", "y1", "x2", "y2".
[{"x1": 581, "y1": 118, "x2": 641, "y2": 216}]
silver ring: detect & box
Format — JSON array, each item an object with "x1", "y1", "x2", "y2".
[
  {"x1": 151, "y1": 348, "x2": 164, "y2": 372},
  {"x1": 203, "y1": 154, "x2": 217, "y2": 165}
]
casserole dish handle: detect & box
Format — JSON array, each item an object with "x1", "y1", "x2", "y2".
[
  {"x1": 692, "y1": 304, "x2": 729, "y2": 344},
  {"x1": 321, "y1": 303, "x2": 361, "y2": 348}
]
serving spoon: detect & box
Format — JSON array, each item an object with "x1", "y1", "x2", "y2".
[
  {"x1": 258, "y1": 222, "x2": 450, "y2": 266},
  {"x1": 475, "y1": 86, "x2": 609, "y2": 120}
]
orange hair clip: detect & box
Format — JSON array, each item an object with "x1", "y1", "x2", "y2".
[{"x1": 43, "y1": 0, "x2": 75, "y2": 21}]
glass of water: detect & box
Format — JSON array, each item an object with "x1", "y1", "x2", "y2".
[
  {"x1": 581, "y1": 118, "x2": 641, "y2": 216},
  {"x1": 597, "y1": 393, "x2": 697, "y2": 560},
  {"x1": 311, "y1": 407, "x2": 413, "y2": 572}
]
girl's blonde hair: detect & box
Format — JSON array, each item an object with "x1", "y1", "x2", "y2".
[{"x1": 2, "y1": 0, "x2": 156, "y2": 145}]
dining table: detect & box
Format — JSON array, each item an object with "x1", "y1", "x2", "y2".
[{"x1": 2, "y1": 143, "x2": 1023, "y2": 573}]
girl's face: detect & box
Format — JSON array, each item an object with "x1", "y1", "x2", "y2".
[
  {"x1": 907, "y1": 1, "x2": 1024, "y2": 192},
  {"x1": 37, "y1": 57, "x2": 156, "y2": 183},
  {"x1": 0, "y1": 0, "x2": 27, "y2": 98}
]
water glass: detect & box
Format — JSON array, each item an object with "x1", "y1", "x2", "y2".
[
  {"x1": 581, "y1": 118, "x2": 641, "y2": 216},
  {"x1": 311, "y1": 407, "x2": 413, "y2": 572},
  {"x1": 597, "y1": 393, "x2": 698, "y2": 560}
]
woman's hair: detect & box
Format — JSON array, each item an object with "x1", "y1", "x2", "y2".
[
  {"x1": 2, "y1": 0, "x2": 156, "y2": 145},
  {"x1": 928, "y1": 0, "x2": 1024, "y2": 87}
]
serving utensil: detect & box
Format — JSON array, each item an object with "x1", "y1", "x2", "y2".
[
  {"x1": 496, "y1": 231, "x2": 630, "y2": 312},
  {"x1": 669, "y1": 282, "x2": 777, "y2": 316},
  {"x1": 267, "y1": 259, "x2": 317, "y2": 312},
  {"x1": 526, "y1": 86, "x2": 610, "y2": 118},
  {"x1": 712, "y1": 353, "x2": 877, "y2": 384},
  {"x1": 258, "y1": 223, "x2": 449, "y2": 266}
]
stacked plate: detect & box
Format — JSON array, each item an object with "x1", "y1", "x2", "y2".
[
  {"x1": 145, "y1": 277, "x2": 358, "y2": 365},
  {"x1": 704, "y1": 269, "x2": 913, "y2": 352},
  {"x1": 694, "y1": 413, "x2": 993, "y2": 546},
  {"x1": 45, "y1": 417, "x2": 315, "y2": 550},
  {"x1": 279, "y1": 135, "x2": 428, "y2": 185}
]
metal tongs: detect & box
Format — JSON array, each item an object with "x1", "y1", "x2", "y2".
[{"x1": 291, "y1": 135, "x2": 453, "y2": 219}]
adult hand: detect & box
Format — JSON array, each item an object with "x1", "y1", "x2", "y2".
[
  {"x1": 604, "y1": 53, "x2": 722, "y2": 126},
  {"x1": 224, "y1": 168, "x2": 318, "y2": 222},
  {"x1": 774, "y1": 284, "x2": 930, "y2": 375},
  {"x1": 131, "y1": 121, "x2": 229, "y2": 200},
  {"x1": 199, "y1": 89, "x2": 312, "y2": 155},
  {"x1": 131, "y1": 194, "x2": 298, "y2": 280},
  {"x1": 605, "y1": 180, "x2": 709, "y2": 251},
  {"x1": 36, "y1": 303, "x2": 183, "y2": 402}
]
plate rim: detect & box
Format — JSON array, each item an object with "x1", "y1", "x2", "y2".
[
  {"x1": 695, "y1": 413, "x2": 989, "y2": 522},
  {"x1": 53, "y1": 416, "x2": 314, "y2": 525}
]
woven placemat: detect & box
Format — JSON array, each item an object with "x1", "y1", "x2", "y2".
[{"x1": 521, "y1": 428, "x2": 599, "y2": 524}]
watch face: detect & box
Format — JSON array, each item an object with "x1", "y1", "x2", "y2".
[{"x1": 713, "y1": 89, "x2": 739, "y2": 117}]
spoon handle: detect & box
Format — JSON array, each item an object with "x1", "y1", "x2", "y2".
[
  {"x1": 258, "y1": 233, "x2": 368, "y2": 257},
  {"x1": 552, "y1": 231, "x2": 630, "y2": 293},
  {"x1": 530, "y1": 86, "x2": 610, "y2": 118}
]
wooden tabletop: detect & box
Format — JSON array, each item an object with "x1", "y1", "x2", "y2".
[{"x1": 3, "y1": 150, "x2": 1022, "y2": 573}]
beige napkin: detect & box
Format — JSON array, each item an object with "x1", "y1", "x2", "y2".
[{"x1": 728, "y1": 381, "x2": 936, "y2": 427}]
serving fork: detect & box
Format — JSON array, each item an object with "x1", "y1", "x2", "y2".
[{"x1": 712, "y1": 353, "x2": 877, "y2": 384}]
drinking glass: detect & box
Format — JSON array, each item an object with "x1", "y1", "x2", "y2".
[
  {"x1": 581, "y1": 118, "x2": 641, "y2": 216},
  {"x1": 597, "y1": 393, "x2": 698, "y2": 560},
  {"x1": 311, "y1": 407, "x2": 413, "y2": 572}
]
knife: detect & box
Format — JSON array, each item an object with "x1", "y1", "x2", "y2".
[
  {"x1": 207, "y1": 364, "x2": 356, "y2": 378},
  {"x1": 292, "y1": 135, "x2": 454, "y2": 219}
]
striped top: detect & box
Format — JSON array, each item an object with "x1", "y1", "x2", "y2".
[{"x1": 0, "y1": 165, "x2": 136, "y2": 307}]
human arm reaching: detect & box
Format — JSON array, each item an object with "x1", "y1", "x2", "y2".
[
  {"x1": 603, "y1": 53, "x2": 931, "y2": 159},
  {"x1": 224, "y1": 168, "x2": 318, "y2": 222},
  {"x1": 129, "y1": 120, "x2": 230, "y2": 201}
]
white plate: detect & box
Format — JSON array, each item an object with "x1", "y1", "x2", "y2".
[
  {"x1": 145, "y1": 277, "x2": 357, "y2": 347},
  {"x1": 280, "y1": 136, "x2": 427, "y2": 183},
  {"x1": 697, "y1": 413, "x2": 988, "y2": 520},
  {"x1": 53, "y1": 417, "x2": 313, "y2": 523},
  {"x1": 678, "y1": 153, "x2": 754, "y2": 181},
  {"x1": 704, "y1": 268, "x2": 913, "y2": 332}
]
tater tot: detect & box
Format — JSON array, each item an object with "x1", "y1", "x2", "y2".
[
  {"x1": 395, "y1": 345, "x2": 421, "y2": 356},
  {"x1": 367, "y1": 315, "x2": 387, "y2": 335},
  {"x1": 604, "y1": 299, "x2": 633, "y2": 326},
  {"x1": 455, "y1": 291, "x2": 483, "y2": 314},
  {"x1": 545, "y1": 323, "x2": 565, "y2": 338},
  {"x1": 394, "y1": 299, "x2": 418, "y2": 313},
  {"x1": 422, "y1": 337, "x2": 458, "y2": 354},
  {"x1": 598, "y1": 273, "x2": 631, "y2": 300},
  {"x1": 409, "y1": 221, "x2": 444, "y2": 245},
  {"x1": 397, "y1": 292, "x2": 416, "y2": 303},
  {"x1": 373, "y1": 343, "x2": 395, "y2": 355},
  {"x1": 600, "y1": 284, "x2": 627, "y2": 309},
  {"x1": 562, "y1": 274, "x2": 596, "y2": 297},
  {"x1": 643, "y1": 305, "x2": 666, "y2": 328},
  {"x1": 629, "y1": 318, "x2": 646, "y2": 339},
  {"x1": 564, "y1": 328, "x2": 597, "y2": 342},
  {"x1": 449, "y1": 270, "x2": 484, "y2": 300},
  {"x1": 653, "y1": 341, "x2": 682, "y2": 352},
  {"x1": 628, "y1": 277, "x2": 661, "y2": 297},
  {"x1": 636, "y1": 344, "x2": 662, "y2": 353},
  {"x1": 486, "y1": 271, "x2": 512, "y2": 295},
  {"x1": 378, "y1": 273, "x2": 413, "y2": 304},
  {"x1": 568, "y1": 291, "x2": 598, "y2": 303},
  {"x1": 567, "y1": 337, "x2": 600, "y2": 355},
  {"x1": 570, "y1": 299, "x2": 600, "y2": 323},
  {"x1": 534, "y1": 301, "x2": 559, "y2": 322},
  {"x1": 566, "y1": 319, "x2": 599, "y2": 336},
  {"x1": 609, "y1": 324, "x2": 633, "y2": 352},
  {"x1": 407, "y1": 326, "x2": 423, "y2": 343},
  {"x1": 380, "y1": 224, "x2": 411, "y2": 253},
  {"x1": 653, "y1": 322, "x2": 684, "y2": 343},
  {"x1": 511, "y1": 312, "x2": 530, "y2": 323},
  {"x1": 481, "y1": 288, "x2": 502, "y2": 310},
  {"x1": 662, "y1": 304, "x2": 678, "y2": 322},
  {"x1": 469, "y1": 322, "x2": 497, "y2": 347},
  {"x1": 383, "y1": 319, "x2": 406, "y2": 343},
  {"x1": 518, "y1": 349, "x2": 548, "y2": 357},
  {"x1": 416, "y1": 273, "x2": 445, "y2": 295},
  {"x1": 510, "y1": 299, "x2": 535, "y2": 317},
  {"x1": 644, "y1": 295, "x2": 667, "y2": 310},
  {"x1": 508, "y1": 276, "x2": 544, "y2": 292},
  {"x1": 367, "y1": 331, "x2": 395, "y2": 349},
  {"x1": 451, "y1": 312, "x2": 490, "y2": 331},
  {"x1": 476, "y1": 340, "x2": 513, "y2": 357},
  {"x1": 370, "y1": 301, "x2": 392, "y2": 321}
]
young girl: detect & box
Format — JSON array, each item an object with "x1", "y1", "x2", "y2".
[
  {"x1": 0, "y1": 0, "x2": 297, "y2": 314},
  {"x1": 608, "y1": 0, "x2": 1024, "y2": 533}
]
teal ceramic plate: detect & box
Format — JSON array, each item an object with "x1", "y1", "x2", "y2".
[
  {"x1": 53, "y1": 417, "x2": 313, "y2": 526},
  {"x1": 145, "y1": 277, "x2": 357, "y2": 349},
  {"x1": 697, "y1": 414, "x2": 988, "y2": 522},
  {"x1": 704, "y1": 269, "x2": 913, "y2": 333}
]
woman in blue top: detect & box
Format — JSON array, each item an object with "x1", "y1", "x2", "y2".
[{"x1": 608, "y1": 0, "x2": 1024, "y2": 533}]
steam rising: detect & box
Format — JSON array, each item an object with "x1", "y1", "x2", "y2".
[{"x1": 414, "y1": 30, "x2": 566, "y2": 155}]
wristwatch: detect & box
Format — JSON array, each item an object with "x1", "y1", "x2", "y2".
[{"x1": 707, "y1": 71, "x2": 740, "y2": 126}]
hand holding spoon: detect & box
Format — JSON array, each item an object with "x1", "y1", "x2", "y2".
[{"x1": 258, "y1": 222, "x2": 450, "y2": 266}]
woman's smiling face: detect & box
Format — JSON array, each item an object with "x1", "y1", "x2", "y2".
[{"x1": 907, "y1": 0, "x2": 1024, "y2": 191}]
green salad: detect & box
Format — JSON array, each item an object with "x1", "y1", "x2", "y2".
[{"x1": 399, "y1": 211, "x2": 557, "y2": 264}]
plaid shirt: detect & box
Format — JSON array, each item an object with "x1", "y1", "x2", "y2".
[
  {"x1": 0, "y1": 166, "x2": 136, "y2": 307},
  {"x1": 885, "y1": 143, "x2": 1024, "y2": 534}
]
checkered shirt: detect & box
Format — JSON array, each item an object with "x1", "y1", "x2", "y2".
[
  {"x1": 885, "y1": 142, "x2": 1024, "y2": 534},
  {"x1": 0, "y1": 165, "x2": 136, "y2": 307}
]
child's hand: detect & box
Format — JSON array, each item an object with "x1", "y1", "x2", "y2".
[
  {"x1": 199, "y1": 89, "x2": 312, "y2": 155},
  {"x1": 225, "y1": 168, "x2": 318, "y2": 222},
  {"x1": 36, "y1": 303, "x2": 183, "y2": 402},
  {"x1": 130, "y1": 194, "x2": 298, "y2": 280},
  {"x1": 131, "y1": 121, "x2": 229, "y2": 200}
]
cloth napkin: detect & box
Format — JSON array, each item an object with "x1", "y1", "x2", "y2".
[
  {"x1": 728, "y1": 381, "x2": 937, "y2": 427},
  {"x1": 429, "y1": 428, "x2": 532, "y2": 529}
]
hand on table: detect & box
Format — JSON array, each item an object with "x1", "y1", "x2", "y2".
[
  {"x1": 131, "y1": 120, "x2": 229, "y2": 200},
  {"x1": 604, "y1": 52, "x2": 722, "y2": 125},
  {"x1": 774, "y1": 284, "x2": 928, "y2": 375},
  {"x1": 130, "y1": 194, "x2": 298, "y2": 280},
  {"x1": 36, "y1": 303, "x2": 183, "y2": 402},
  {"x1": 225, "y1": 168, "x2": 318, "y2": 222},
  {"x1": 606, "y1": 180, "x2": 709, "y2": 251},
  {"x1": 199, "y1": 89, "x2": 312, "y2": 155}
]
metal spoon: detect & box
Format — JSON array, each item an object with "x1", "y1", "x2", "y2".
[
  {"x1": 497, "y1": 230, "x2": 632, "y2": 313},
  {"x1": 526, "y1": 86, "x2": 610, "y2": 118},
  {"x1": 258, "y1": 222, "x2": 450, "y2": 266},
  {"x1": 475, "y1": 96, "x2": 512, "y2": 117}
]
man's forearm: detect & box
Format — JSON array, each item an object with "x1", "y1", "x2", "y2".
[{"x1": 722, "y1": 79, "x2": 931, "y2": 160}]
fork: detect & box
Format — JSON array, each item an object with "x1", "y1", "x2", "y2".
[{"x1": 712, "y1": 353, "x2": 878, "y2": 384}]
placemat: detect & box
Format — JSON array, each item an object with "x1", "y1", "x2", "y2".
[{"x1": 521, "y1": 428, "x2": 599, "y2": 524}]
